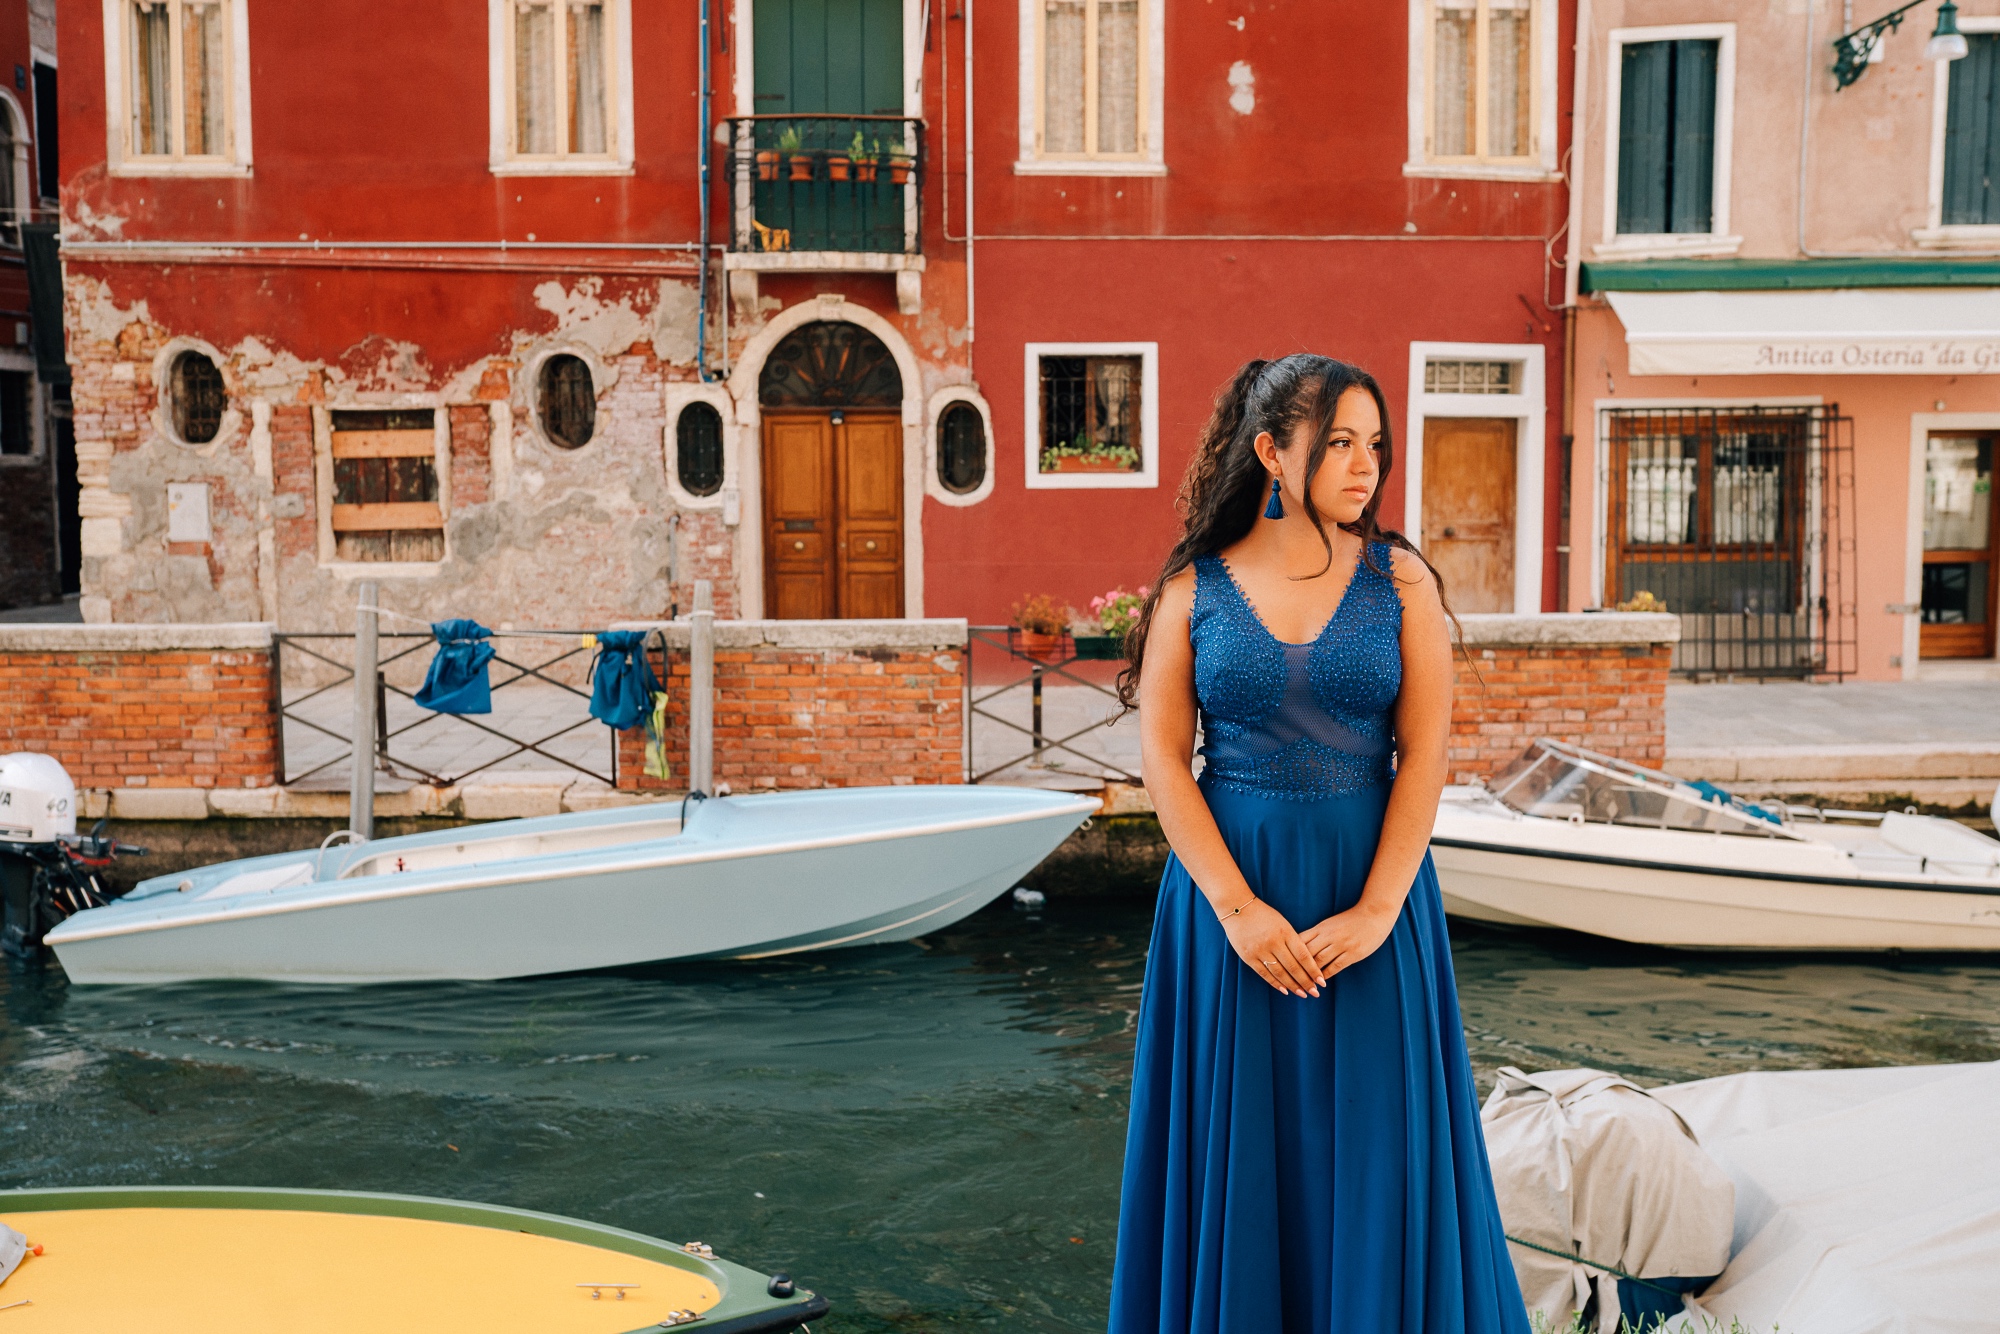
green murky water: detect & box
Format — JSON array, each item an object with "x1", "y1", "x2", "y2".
[{"x1": 4, "y1": 899, "x2": 1999, "y2": 1331}]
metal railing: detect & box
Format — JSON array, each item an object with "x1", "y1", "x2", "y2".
[
  {"x1": 966, "y1": 627, "x2": 1139, "y2": 785},
  {"x1": 1602, "y1": 404, "x2": 1857, "y2": 678},
  {"x1": 271, "y1": 629, "x2": 616, "y2": 789},
  {"x1": 724, "y1": 115, "x2": 922, "y2": 255}
]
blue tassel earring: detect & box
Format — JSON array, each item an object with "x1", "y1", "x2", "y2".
[{"x1": 1264, "y1": 477, "x2": 1285, "y2": 520}]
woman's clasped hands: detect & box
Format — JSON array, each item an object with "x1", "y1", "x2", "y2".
[{"x1": 1217, "y1": 896, "x2": 1398, "y2": 998}]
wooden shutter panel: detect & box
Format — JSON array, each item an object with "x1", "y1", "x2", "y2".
[
  {"x1": 1617, "y1": 41, "x2": 1672, "y2": 235},
  {"x1": 1668, "y1": 40, "x2": 1718, "y2": 234},
  {"x1": 1944, "y1": 35, "x2": 2000, "y2": 225}
]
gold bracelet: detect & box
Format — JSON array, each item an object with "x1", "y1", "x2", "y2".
[{"x1": 1217, "y1": 897, "x2": 1255, "y2": 922}]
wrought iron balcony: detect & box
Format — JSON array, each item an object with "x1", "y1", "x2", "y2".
[{"x1": 723, "y1": 115, "x2": 923, "y2": 258}]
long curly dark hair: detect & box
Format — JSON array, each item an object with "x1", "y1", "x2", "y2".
[{"x1": 1116, "y1": 354, "x2": 1454, "y2": 709}]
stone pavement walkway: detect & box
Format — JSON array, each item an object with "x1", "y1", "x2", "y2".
[{"x1": 283, "y1": 682, "x2": 611, "y2": 789}]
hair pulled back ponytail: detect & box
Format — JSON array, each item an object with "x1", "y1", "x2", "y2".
[{"x1": 1115, "y1": 354, "x2": 1455, "y2": 710}]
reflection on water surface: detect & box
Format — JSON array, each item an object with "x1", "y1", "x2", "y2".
[{"x1": 4, "y1": 899, "x2": 1998, "y2": 1331}]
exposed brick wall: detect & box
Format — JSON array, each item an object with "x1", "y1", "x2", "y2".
[
  {"x1": 448, "y1": 405, "x2": 491, "y2": 506},
  {"x1": 270, "y1": 404, "x2": 318, "y2": 565},
  {"x1": 0, "y1": 645, "x2": 279, "y2": 789},
  {"x1": 1448, "y1": 642, "x2": 1672, "y2": 784},
  {"x1": 615, "y1": 644, "x2": 964, "y2": 791}
]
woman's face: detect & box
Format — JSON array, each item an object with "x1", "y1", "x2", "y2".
[{"x1": 1259, "y1": 385, "x2": 1382, "y2": 527}]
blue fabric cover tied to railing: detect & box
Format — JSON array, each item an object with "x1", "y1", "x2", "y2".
[
  {"x1": 589, "y1": 631, "x2": 660, "y2": 731},
  {"x1": 413, "y1": 619, "x2": 497, "y2": 715}
]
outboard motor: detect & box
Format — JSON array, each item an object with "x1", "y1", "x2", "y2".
[{"x1": 0, "y1": 753, "x2": 144, "y2": 960}]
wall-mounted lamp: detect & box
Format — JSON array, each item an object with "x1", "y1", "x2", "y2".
[{"x1": 1833, "y1": 0, "x2": 1968, "y2": 90}]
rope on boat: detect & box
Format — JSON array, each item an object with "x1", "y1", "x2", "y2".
[{"x1": 1502, "y1": 1233, "x2": 1690, "y2": 1298}]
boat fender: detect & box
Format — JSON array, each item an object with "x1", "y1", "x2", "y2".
[{"x1": 767, "y1": 1272, "x2": 795, "y2": 1298}]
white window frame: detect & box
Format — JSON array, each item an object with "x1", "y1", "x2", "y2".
[
  {"x1": 1014, "y1": 0, "x2": 1165, "y2": 176},
  {"x1": 488, "y1": 0, "x2": 635, "y2": 176},
  {"x1": 664, "y1": 381, "x2": 738, "y2": 515},
  {"x1": 0, "y1": 350, "x2": 42, "y2": 466},
  {"x1": 1917, "y1": 16, "x2": 2000, "y2": 248},
  {"x1": 1595, "y1": 23, "x2": 1739, "y2": 260},
  {"x1": 925, "y1": 384, "x2": 996, "y2": 507},
  {"x1": 1023, "y1": 341, "x2": 1159, "y2": 491},
  {"x1": 1405, "y1": 0, "x2": 1561, "y2": 182},
  {"x1": 101, "y1": 0, "x2": 252, "y2": 176},
  {"x1": 1405, "y1": 341, "x2": 1546, "y2": 614}
]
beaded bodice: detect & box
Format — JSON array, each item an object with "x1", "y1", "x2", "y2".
[{"x1": 1191, "y1": 542, "x2": 1403, "y2": 801}]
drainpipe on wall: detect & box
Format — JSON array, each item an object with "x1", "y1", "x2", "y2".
[
  {"x1": 1561, "y1": 0, "x2": 1591, "y2": 611},
  {"x1": 964, "y1": 0, "x2": 975, "y2": 374},
  {"x1": 696, "y1": 0, "x2": 718, "y2": 382}
]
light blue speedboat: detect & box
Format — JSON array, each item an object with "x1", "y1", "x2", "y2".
[{"x1": 45, "y1": 786, "x2": 1096, "y2": 984}]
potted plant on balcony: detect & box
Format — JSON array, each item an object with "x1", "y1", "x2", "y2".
[
  {"x1": 1074, "y1": 586, "x2": 1146, "y2": 660},
  {"x1": 887, "y1": 141, "x2": 916, "y2": 185},
  {"x1": 1038, "y1": 436, "x2": 1142, "y2": 474},
  {"x1": 777, "y1": 127, "x2": 814, "y2": 181},
  {"x1": 827, "y1": 144, "x2": 852, "y2": 181},
  {"x1": 850, "y1": 132, "x2": 879, "y2": 183},
  {"x1": 755, "y1": 144, "x2": 781, "y2": 181},
  {"x1": 1010, "y1": 594, "x2": 1073, "y2": 664}
]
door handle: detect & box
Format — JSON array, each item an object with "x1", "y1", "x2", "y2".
[
  {"x1": 864, "y1": 539, "x2": 878, "y2": 552},
  {"x1": 1442, "y1": 526, "x2": 1457, "y2": 538},
  {"x1": 793, "y1": 539, "x2": 805, "y2": 551}
]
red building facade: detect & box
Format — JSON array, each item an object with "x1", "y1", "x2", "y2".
[{"x1": 53, "y1": 0, "x2": 1570, "y2": 631}]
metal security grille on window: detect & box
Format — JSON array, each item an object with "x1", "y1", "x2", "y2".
[
  {"x1": 129, "y1": 0, "x2": 228, "y2": 158},
  {"x1": 1041, "y1": 0, "x2": 1143, "y2": 157},
  {"x1": 1604, "y1": 406, "x2": 1855, "y2": 678},
  {"x1": 1424, "y1": 360, "x2": 1518, "y2": 394},
  {"x1": 938, "y1": 402, "x2": 986, "y2": 494},
  {"x1": 1430, "y1": 0, "x2": 1534, "y2": 160},
  {"x1": 539, "y1": 355, "x2": 596, "y2": 449},
  {"x1": 1039, "y1": 356, "x2": 1141, "y2": 475},
  {"x1": 513, "y1": 0, "x2": 610, "y2": 158},
  {"x1": 1943, "y1": 35, "x2": 2000, "y2": 225},
  {"x1": 329, "y1": 409, "x2": 443, "y2": 564},
  {"x1": 1617, "y1": 38, "x2": 1717, "y2": 235},
  {"x1": 676, "y1": 402, "x2": 724, "y2": 497},
  {"x1": 171, "y1": 351, "x2": 225, "y2": 444}
]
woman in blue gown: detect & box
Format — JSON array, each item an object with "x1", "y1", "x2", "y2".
[{"x1": 1107, "y1": 356, "x2": 1527, "y2": 1334}]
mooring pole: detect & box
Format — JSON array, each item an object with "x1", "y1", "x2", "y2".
[
  {"x1": 690, "y1": 579, "x2": 715, "y2": 796},
  {"x1": 349, "y1": 581, "x2": 378, "y2": 839}
]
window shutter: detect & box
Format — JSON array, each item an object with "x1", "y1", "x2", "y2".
[
  {"x1": 1667, "y1": 39, "x2": 1718, "y2": 235},
  {"x1": 1944, "y1": 34, "x2": 2000, "y2": 226},
  {"x1": 1617, "y1": 41, "x2": 1671, "y2": 234}
]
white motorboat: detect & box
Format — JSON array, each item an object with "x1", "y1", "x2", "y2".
[
  {"x1": 45, "y1": 785, "x2": 1096, "y2": 984},
  {"x1": 1432, "y1": 739, "x2": 2000, "y2": 951}
]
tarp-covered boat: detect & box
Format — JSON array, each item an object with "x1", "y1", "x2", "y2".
[
  {"x1": 45, "y1": 785, "x2": 1095, "y2": 984},
  {"x1": 0, "y1": 1185, "x2": 826, "y2": 1332},
  {"x1": 1434, "y1": 739, "x2": 2000, "y2": 951}
]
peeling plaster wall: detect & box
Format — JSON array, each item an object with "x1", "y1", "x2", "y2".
[{"x1": 63, "y1": 265, "x2": 753, "y2": 632}]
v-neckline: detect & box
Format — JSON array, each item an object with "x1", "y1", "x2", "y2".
[{"x1": 1215, "y1": 542, "x2": 1370, "y2": 649}]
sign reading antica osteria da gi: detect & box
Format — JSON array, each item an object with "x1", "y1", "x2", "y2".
[{"x1": 1628, "y1": 338, "x2": 2000, "y2": 376}]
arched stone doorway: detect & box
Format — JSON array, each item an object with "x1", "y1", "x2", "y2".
[{"x1": 757, "y1": 321, "x2": 905, "y2": 618}]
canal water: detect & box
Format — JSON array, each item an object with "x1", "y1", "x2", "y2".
[{"x1": 5, "y1": 899, "x2": 2000, "y2": 1332}]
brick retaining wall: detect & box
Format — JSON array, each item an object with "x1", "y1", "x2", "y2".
[
  {"x1": 610, "y1": 620, "x2": 965, "y2": 791},
  {"x1": 1446, "y1": 613, "x2": 1679, "y2": 784},
  {"x1": 0, "y1": 623, "x2": 279, "y2": 791}
]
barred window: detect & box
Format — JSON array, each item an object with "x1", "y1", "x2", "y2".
[
  {"x1": 676, "y1": 401, "x2": 724, "y2": 497},
  {"x1": 937, "y1": 402, "x2": 986, "y2": 494},
  {"x1": 538, "y1": 354, "x2": 596, "y2": 449},
  {"x1": 1424, "y1": 359, "x2": 1519, "y2": 394},
  {"x1": 169, "y1": 350, "x2": 226, "y2": 444},
  {"x1": 1038, "y1": 355, "x2": 1141, "y2": 476}
]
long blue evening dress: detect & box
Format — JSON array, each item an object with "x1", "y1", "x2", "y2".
[{"x1": 1107, "y1": 544, "x2": 1528, "y2": 1334}]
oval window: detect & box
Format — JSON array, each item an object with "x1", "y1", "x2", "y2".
[
  {"x1": 170, "y1": 350, "x2": 226, "y2": 445},
  {"x1": 538, "y1": 354, "x2": 596, "y2": 449},
  {"x1": 676, "y1": 402, "x2": 724, "y2": 497},
  {"x1": 937, "y1": 402, "x2": 986, "y2": 495}
]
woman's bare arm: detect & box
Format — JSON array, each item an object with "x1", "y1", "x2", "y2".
[
  {"x1": 1139, "y1": 569, "x2": 1325, "y2": 998},
  {"x1": 1298, "y1": 549, "x2": 1453, "y2": 975}
]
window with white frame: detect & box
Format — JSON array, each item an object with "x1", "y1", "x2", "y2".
[
  {"x1": 1018, "y1": 0, "x2": 1161, "y2": 172},
  {"x1": 492, "y1": 0, "x2": 633, "y2": 172},
  {"x1": 1600, "y1": 25, "x2": 1736, "y2": 254},
  {"x1": 107, "y1": 0, "x2": 247, "y2": 170},
  {"x1": 1023, "y1": 342, "x2": 1159, "y2": 490}
]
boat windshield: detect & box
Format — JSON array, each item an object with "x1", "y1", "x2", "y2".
[{"x1": 1485, "y1": 739, "x2": 1795, "y2": 839}]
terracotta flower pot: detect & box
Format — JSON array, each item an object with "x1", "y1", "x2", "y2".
[
  {"x1": 1013, "y1": 629, "x2": 1069, "y2": 663},
  {"x1": 788, "y1": 154, "x2": 816, "y2": 182},
  {"x1": 755, "y1": 150, "x2": 780, "y2": 181},
  {"x1": 854, "y1": 161, "x2": 879, "y2": 182},
  {"x1": 888, "y1": 156, "x2": 914, "y2": 185},
  {"x1": 826, "y1": 154, "x2": 852, "y2": 181},
  {"x1": 1044, "y1": 454, "x2": 1135, "y2": 474}
]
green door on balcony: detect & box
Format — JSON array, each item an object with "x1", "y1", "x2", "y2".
[{"x1": 751, "y1": 0, "x2": 907, "y2": 253}]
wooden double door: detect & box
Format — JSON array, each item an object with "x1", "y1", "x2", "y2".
[{"x1": 762, "y1": 410, "x2": 904, "y2": 619}]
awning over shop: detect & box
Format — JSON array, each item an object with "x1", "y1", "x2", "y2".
[{"x1": 1605, "y1": 288, "x2": 2000, "y2": 376}]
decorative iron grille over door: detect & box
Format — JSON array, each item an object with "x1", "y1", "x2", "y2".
[{"x1": 1603, "y1": 405, "x2": 1855, "y2": 678}]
